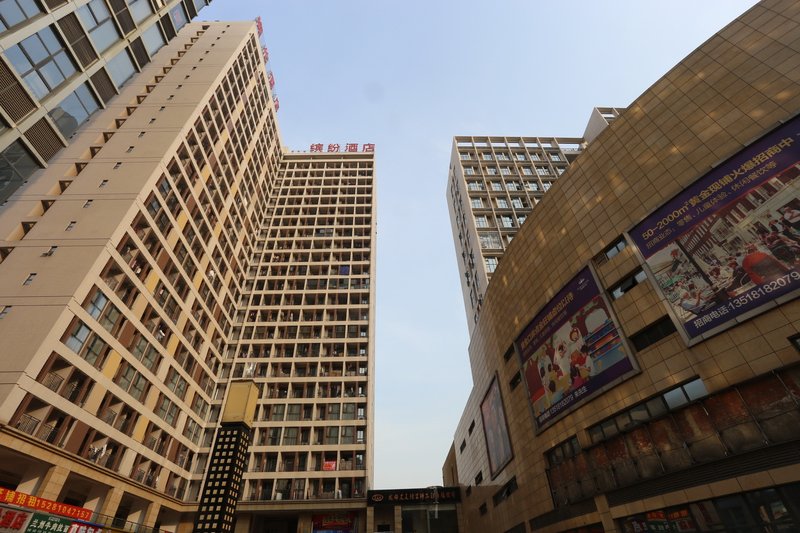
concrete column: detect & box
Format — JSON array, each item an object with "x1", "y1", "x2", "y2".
[
  {"x1": 82, "y1": 483, "x2": 110, "y2": 514},
  {"x1": 393, "y1": 505, "x2": 402, "y2": 533},
  {"x1": 233, "y1": 513, "x2": 251, "y2": 533},
  {"x1": 595, "y1": 494, "x2": 619, "y2": 533},
  {"x1": 15, "y1": 463, "x2": 52, "y2": 495},
  {"x1": 366, "y1": 506, "x2": 374, "y2": 533},
  {"x1": 142, "y1": 501, "x2": 161, "y2": 529},
  {"x1": 97, "y1": 486, "x2": 124, "y2": 518},
  {"x1": 35, "y1": 465, "x2": 70, "y2": 501}
]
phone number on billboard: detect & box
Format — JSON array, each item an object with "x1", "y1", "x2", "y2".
[{"x1": 727, "y1": 271, "x2": 800, "y2": 310}]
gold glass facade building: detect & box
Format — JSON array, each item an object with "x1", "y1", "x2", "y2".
[
  {"x1": 0, "y1": 19, "x2": 375, "y2": 533},
  {"x1": 443, "y1": 1, "x2": 800, "y2": 532}
]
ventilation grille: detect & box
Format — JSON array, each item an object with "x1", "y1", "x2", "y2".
[
  {"x1": 108, "y1": 0, "x2": 135, "y2": 35},
  {"x1": 529, "y1": 498, "x2": 597, "y2": 529},
  {"x1": 42, "y1": 0, "x2": 67, "y2": 9},
  {"x1": 160, "y1": 14, "x2": 176, "y2": 40},
  {"x1": 184, "y1": 0, "x2": 197, "y2": 19},
  {"x1": 90, "y1": 68, "x2": 117, "y2": 104},
  {"x1": 607, "y1": 441, "x2": 800, "y2": 507},
  {"x1": 0, "y1": 60, "x2": 36, "y2": 122},
  {"x1": 130, "y1": 38, "x2": 149, "y2": 69},
  {"x1": 24, "y1": 118, "x2": 64, "y2": 161},
  {"x1": 57, "y1": 13, "x2": 97, "y2": 69}
]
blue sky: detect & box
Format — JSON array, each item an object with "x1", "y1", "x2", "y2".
[{"x1": 200, "y1": 0, "x2": 759, "y2": 488}]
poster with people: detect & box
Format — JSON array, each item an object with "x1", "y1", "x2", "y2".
[
  {"x1": 630, "y1": 116, "x2": 800, "y2": 340},
  {"x1": 480, "y1": 377, "x2": 513, "y2": 478},
  {"x1": 515, "y1": 268, "x2": 636, "y2": 429}
]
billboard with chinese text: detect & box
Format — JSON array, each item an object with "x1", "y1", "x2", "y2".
[
  {"x1": 515, "y1": 267, "x2": 637, "y2": 429},
  {"x1": 630, "y1": 116, "x2": 800, "y2": 341}
]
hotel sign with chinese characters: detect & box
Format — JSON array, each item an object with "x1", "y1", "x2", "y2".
[{"x1": 310, "y1": 144, "x2": 375, "y2": 153}]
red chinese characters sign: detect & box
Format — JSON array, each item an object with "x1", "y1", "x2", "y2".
[
  {"x1": 254, "y1": 16, "x2": 263, "y2": 36},
  {"x1": 0, "y1": 489, "x2": 91, "y2": 522},
  {"x1": 322, "y1": 460, "x2": 337, "y2": 471},
  {"x1": 0, "y1": 505, "x2": 31, "y2": 532},
  {"x1": 309, "y1": 143, "x2": 375, "y2": 153}
]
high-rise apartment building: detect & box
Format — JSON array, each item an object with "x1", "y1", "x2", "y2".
[
  {"x1": 446, "y1": 109, "x2": 623, "y2": 334},
  {"x1": 0, "y1": 18, "x2": 375, "y2": 533},
  {"x1": 0, "y1": 0, "x2": 213, "y2": 204}
]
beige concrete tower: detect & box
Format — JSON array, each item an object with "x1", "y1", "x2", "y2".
[
  {"x1": 447, "y1": 109, "x2": 624, "y2": 335},
  {"x1": 0, "y1": 17, "x2": 376, "y2": 533},
  {"x1": 0, "y1": 0, "x2": 214, "y2": 205}
]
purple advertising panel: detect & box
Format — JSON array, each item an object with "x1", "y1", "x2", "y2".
[
  {"x1": 629, "y1": 116, "x2": 800, "y2": 340},
  {"x1": 480, "y1": 376, "x2": 513, "y2": 478},
  {"x1": 515, "y1": 267, "x2": 636, "y2": 429}
]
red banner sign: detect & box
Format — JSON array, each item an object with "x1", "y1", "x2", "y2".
[
  {"x1": 0, "y1": 490, "x2": 91, "y2": 522},
  {"x1": 322, "y1": 460, "x2": 337, "y2": 471}
]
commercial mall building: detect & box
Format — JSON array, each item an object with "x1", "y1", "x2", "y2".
[
  {"x1": 443, "y1": 1, "x2": 800, "y2": 532},
  {"x1": 0, "y1": 18, "x2": 376, "y2": 533}
]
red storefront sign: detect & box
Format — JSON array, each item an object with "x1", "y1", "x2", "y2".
[{"x1": 0, "y1": 489, "x2": 91, "y2": 522}]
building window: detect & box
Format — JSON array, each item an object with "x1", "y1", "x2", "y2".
[
  {"x1": 65, "y1": 321, "x2": 91, "y2": 353},
  {"x1": 515, "y1": 154, "x2": 525, "y2": 161},
  {"x1": 482, "y1": 153, "x2": 493, "y2": 161},
  {"x1": 492, "y1": 477, "x2": 517, "y2": 506},
  {"x1": 501, "y1": 167, "x2": 511, "y2": 175},
  {"x1": 496, "y1": 198, "x2": 508, "y2": 209},
  {"x1": 467, "y1": 181, "x2": 483, "y2": 191},
  {"x1": 517, "y1": 215, "x2": 526, "y2": 225},
  {"x1": 522, "y1": 167, "x2": 533, "y2": 176},
  {"x1": 609, "y1": 269, "x2": 647, "y2": 300},
  {"x1": 0, "y1": 306, "x2": 11, "y2": 319},
  {"x1": 536, "y1": 166, "x2": 549, "y2": 176},
  {"x1": 470, "y1": 198, "x2": 483, "y2": 209},
  {"x1": 126, "y1": 0, "x2": 152, "y2": 24},
  {"x1": 497, "y1": 153, "x2": 509, "y2": 161},
  {"x1": 526, "y1": 181, "x2": 539, "y2": 191},
  {"x1": 511, "y1": 198, "x2": 523, "y2": 209},
  {"x1": 500, "y1": 216, "x2": 513, "y2": 228},
  {"x1": 630, "y1": 316, "x2": 677, "y2": 351},
  {"x1": 485, "y1": 257, "x2": 498, "y2": 273},
  {"x1": 156, "y1": 396, "x2": 178, "y2": 424},
  {"x1": 479, "y1": 233, "x2": 501, "y2": 250},
  {"x1": 106, "y1": 49, "x2": 136, "y2": 88},
  {"x1": 596, "y1": 236, "x2": 627, "y2": 264},
  {"x1": 506, "y1": 181, "x2": 519, "y2": 191},
  {"x1": 542, "y1": 182, "x2": 552, "y2": 191},
  {"x1": 459, "y1": 153, "x2": 471, "y2": 160},
  {"x1": 77, "y1": 0, "x2": 120, "y2": 54},
  {"x1": 475, "y1": 216, "x2": 489, "y2": 228},
  {"x1": 48, "y1": 83, "x2": 100, "y2": 139},
  {"x1": 487, "y1": 167, "x2": 497, "y2": 175},
  {"x1": 465, "y1": 167, "x2": 475, "y2": 175},
  {"x1": 140, "y1": 23, "x2": 165, "y2": 57},
  {"x1": 169, "y1": 4, "x2": 188, "y2": 30},
  {"x1": 551, "y1": 153, "x2": 561, "y2": 161},
  {"x1": 531, "y1": 153, "x2": 541, "y2": 161},
  {"x1": 491, "y1": 182, "x2": 502, "y2": 191},
  {"x1": 0, "y1": 141, "x2": 40, "y2": 203},
  {"x1": 22, "y1": 273, "x2": 36, "y2": 285},
  {"x1": 5, "y1": 26, "x2": 77, "y2": 99},
  {"x1": 0, "y1": 0, "x2": 42, "y2": 31},
  {"x1": 474, "y1": 471, "x2": 483, "y2": 485}
]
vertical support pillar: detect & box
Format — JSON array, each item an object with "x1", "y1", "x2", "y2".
[{"x1": 35, "y1": 464, "x2": 70, "y2": 501}]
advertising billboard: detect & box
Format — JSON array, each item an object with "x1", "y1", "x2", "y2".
[
  {"x1": 515, "y1": 267, "x2": 637, "y2": 429},
  {"x1": 629, "y1": 116, "x2": 800, "y2": 341},
  {"x1": 480, "y1": 376, "x2": 513, "y2": 478}
]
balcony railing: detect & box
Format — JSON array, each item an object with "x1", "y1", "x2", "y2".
[
  {"x1": 42, "y1": 372, "x2": 64, "y2": 392},
  {"x1": 15, "y1": 414, "x2": 39, "y2": 436}
]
